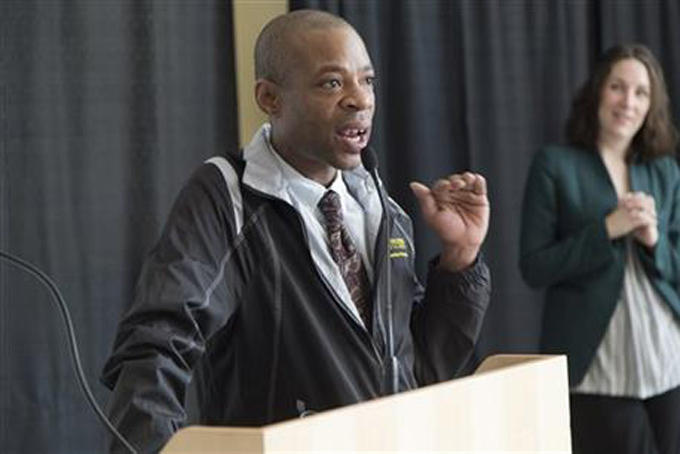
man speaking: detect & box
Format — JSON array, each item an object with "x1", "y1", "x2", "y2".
[{"x1": 102, "y1": 9, "x2": 491, "y2": 454}]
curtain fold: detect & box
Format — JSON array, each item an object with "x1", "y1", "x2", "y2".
[{"x1": 1, "y1": 1, "x2": 238, "y2": 453}]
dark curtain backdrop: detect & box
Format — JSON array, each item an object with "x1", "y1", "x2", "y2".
[
  {"x1": 1, "y1": 1, "x2": 238, "y2": 453},
  {"x1": 290, "y1": 0, "x2": 680, "y2": 365}
]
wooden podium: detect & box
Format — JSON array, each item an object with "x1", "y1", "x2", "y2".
[{"x1": 162, "y1": 354, "x2": 571, "y2": 453}]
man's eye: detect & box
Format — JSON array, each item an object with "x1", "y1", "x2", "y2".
[
  {"x1": 365, "y1": 76, "x2": 376, "y2": 86},
  {"x1": 322, "y1": 79, "x2": 341, "y2": 89}
]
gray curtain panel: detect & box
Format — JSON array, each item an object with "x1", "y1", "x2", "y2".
[{"x1": 1, "y1": 1, "x2": 238, "y2": 453}]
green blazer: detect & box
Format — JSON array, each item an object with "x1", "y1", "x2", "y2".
[{"x1": 520, "y1": 145, "x2": 680, "y2": 385}]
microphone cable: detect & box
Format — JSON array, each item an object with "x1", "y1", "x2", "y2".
[
  {"x1": 361, "y1": 147, "x2": 399, "y2": 395},
  {"x1": 0, "y1": 250, "x2": 138, "y2": 454}
]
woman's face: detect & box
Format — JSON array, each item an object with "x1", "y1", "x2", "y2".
[{"x1": 597, "y1": 58, "x2": 652, "y2": 147}]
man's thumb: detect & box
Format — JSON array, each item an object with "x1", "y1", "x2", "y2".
[{"x1": 410, "y1": 182, "x2": 437, "y2": 218}]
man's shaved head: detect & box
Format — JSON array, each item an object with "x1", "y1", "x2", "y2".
[
  {"x1": 252, "y1": 9, "x2": 375, "y2": 184},
  {"x1": 254, "y1": 10, "x2": 354, "y2": 85}
]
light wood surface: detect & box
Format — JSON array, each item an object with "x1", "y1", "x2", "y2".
[{"x1": 162, "y1": 354, "x2": 571, "y2": 453}]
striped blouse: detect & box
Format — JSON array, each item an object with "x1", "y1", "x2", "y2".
[{"x1": 574, "y1": 239, "x2": 680, "y2": 399}]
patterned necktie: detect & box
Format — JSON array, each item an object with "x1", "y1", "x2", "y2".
[{"x1": 318, "y1": 190, "x2": 372, "y2": 328}]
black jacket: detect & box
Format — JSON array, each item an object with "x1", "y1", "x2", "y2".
[{"x1": 102, "y1": 129, "x2": 490, "y2": 454}]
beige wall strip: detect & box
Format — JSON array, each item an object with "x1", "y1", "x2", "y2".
[{"x1": 233, "y1": 0, "x2": 289, "y2": 147}]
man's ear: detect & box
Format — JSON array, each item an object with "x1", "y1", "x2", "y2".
[{"x1": 255, "y1": 79, "x2": 281, "y2": 116}]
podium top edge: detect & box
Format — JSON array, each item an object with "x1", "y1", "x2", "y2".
[{"x1": 474, "y1": 353, "x2": 566, "y2": 375}]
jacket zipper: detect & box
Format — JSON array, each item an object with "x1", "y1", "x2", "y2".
[
  {"x1": 294, "y1": 210, "x2": 386, "y2": 368},
  {"x1": 244, "y1": 186, "x2": 386, "y2": 367}
]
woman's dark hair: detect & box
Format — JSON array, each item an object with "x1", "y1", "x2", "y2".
[{"x1": 567, "y1": 43, "x2": 678, "y2": 160}]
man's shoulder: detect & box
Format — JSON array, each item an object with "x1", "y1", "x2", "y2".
[
  {"x1": 186, "y1": 158, "x2": 231, "y2": 191},
  {"x1": 172, "y1": 153, "x2": 247, "y2": 214}
]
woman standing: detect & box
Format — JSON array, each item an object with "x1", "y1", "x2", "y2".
[{"x1": 520, "y1": 44, "x2": 680, "y2": 454}]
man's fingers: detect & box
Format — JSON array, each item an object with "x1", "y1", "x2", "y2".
[
  {"x1": 447, "y1": 173, "x2": 487, "y2": 197},
  {"x1": 470, "y1": 174, "x2": 487, "y2": 195},
  {"x1": 416, "y1": 173, "x2": 488, "y2": 211}
]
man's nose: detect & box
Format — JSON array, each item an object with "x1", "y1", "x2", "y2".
[{"x1": 341, "y1": 83, "x2": 374, "y2": 111}]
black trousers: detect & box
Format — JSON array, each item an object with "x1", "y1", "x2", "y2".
[{"x1": 571, "y1": 385, "x2": 680, "y2": 454}]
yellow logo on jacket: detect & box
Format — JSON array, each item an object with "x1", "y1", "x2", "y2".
[{"x1": 389, "y1": 238, "x2": 408, "y2": 259}]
